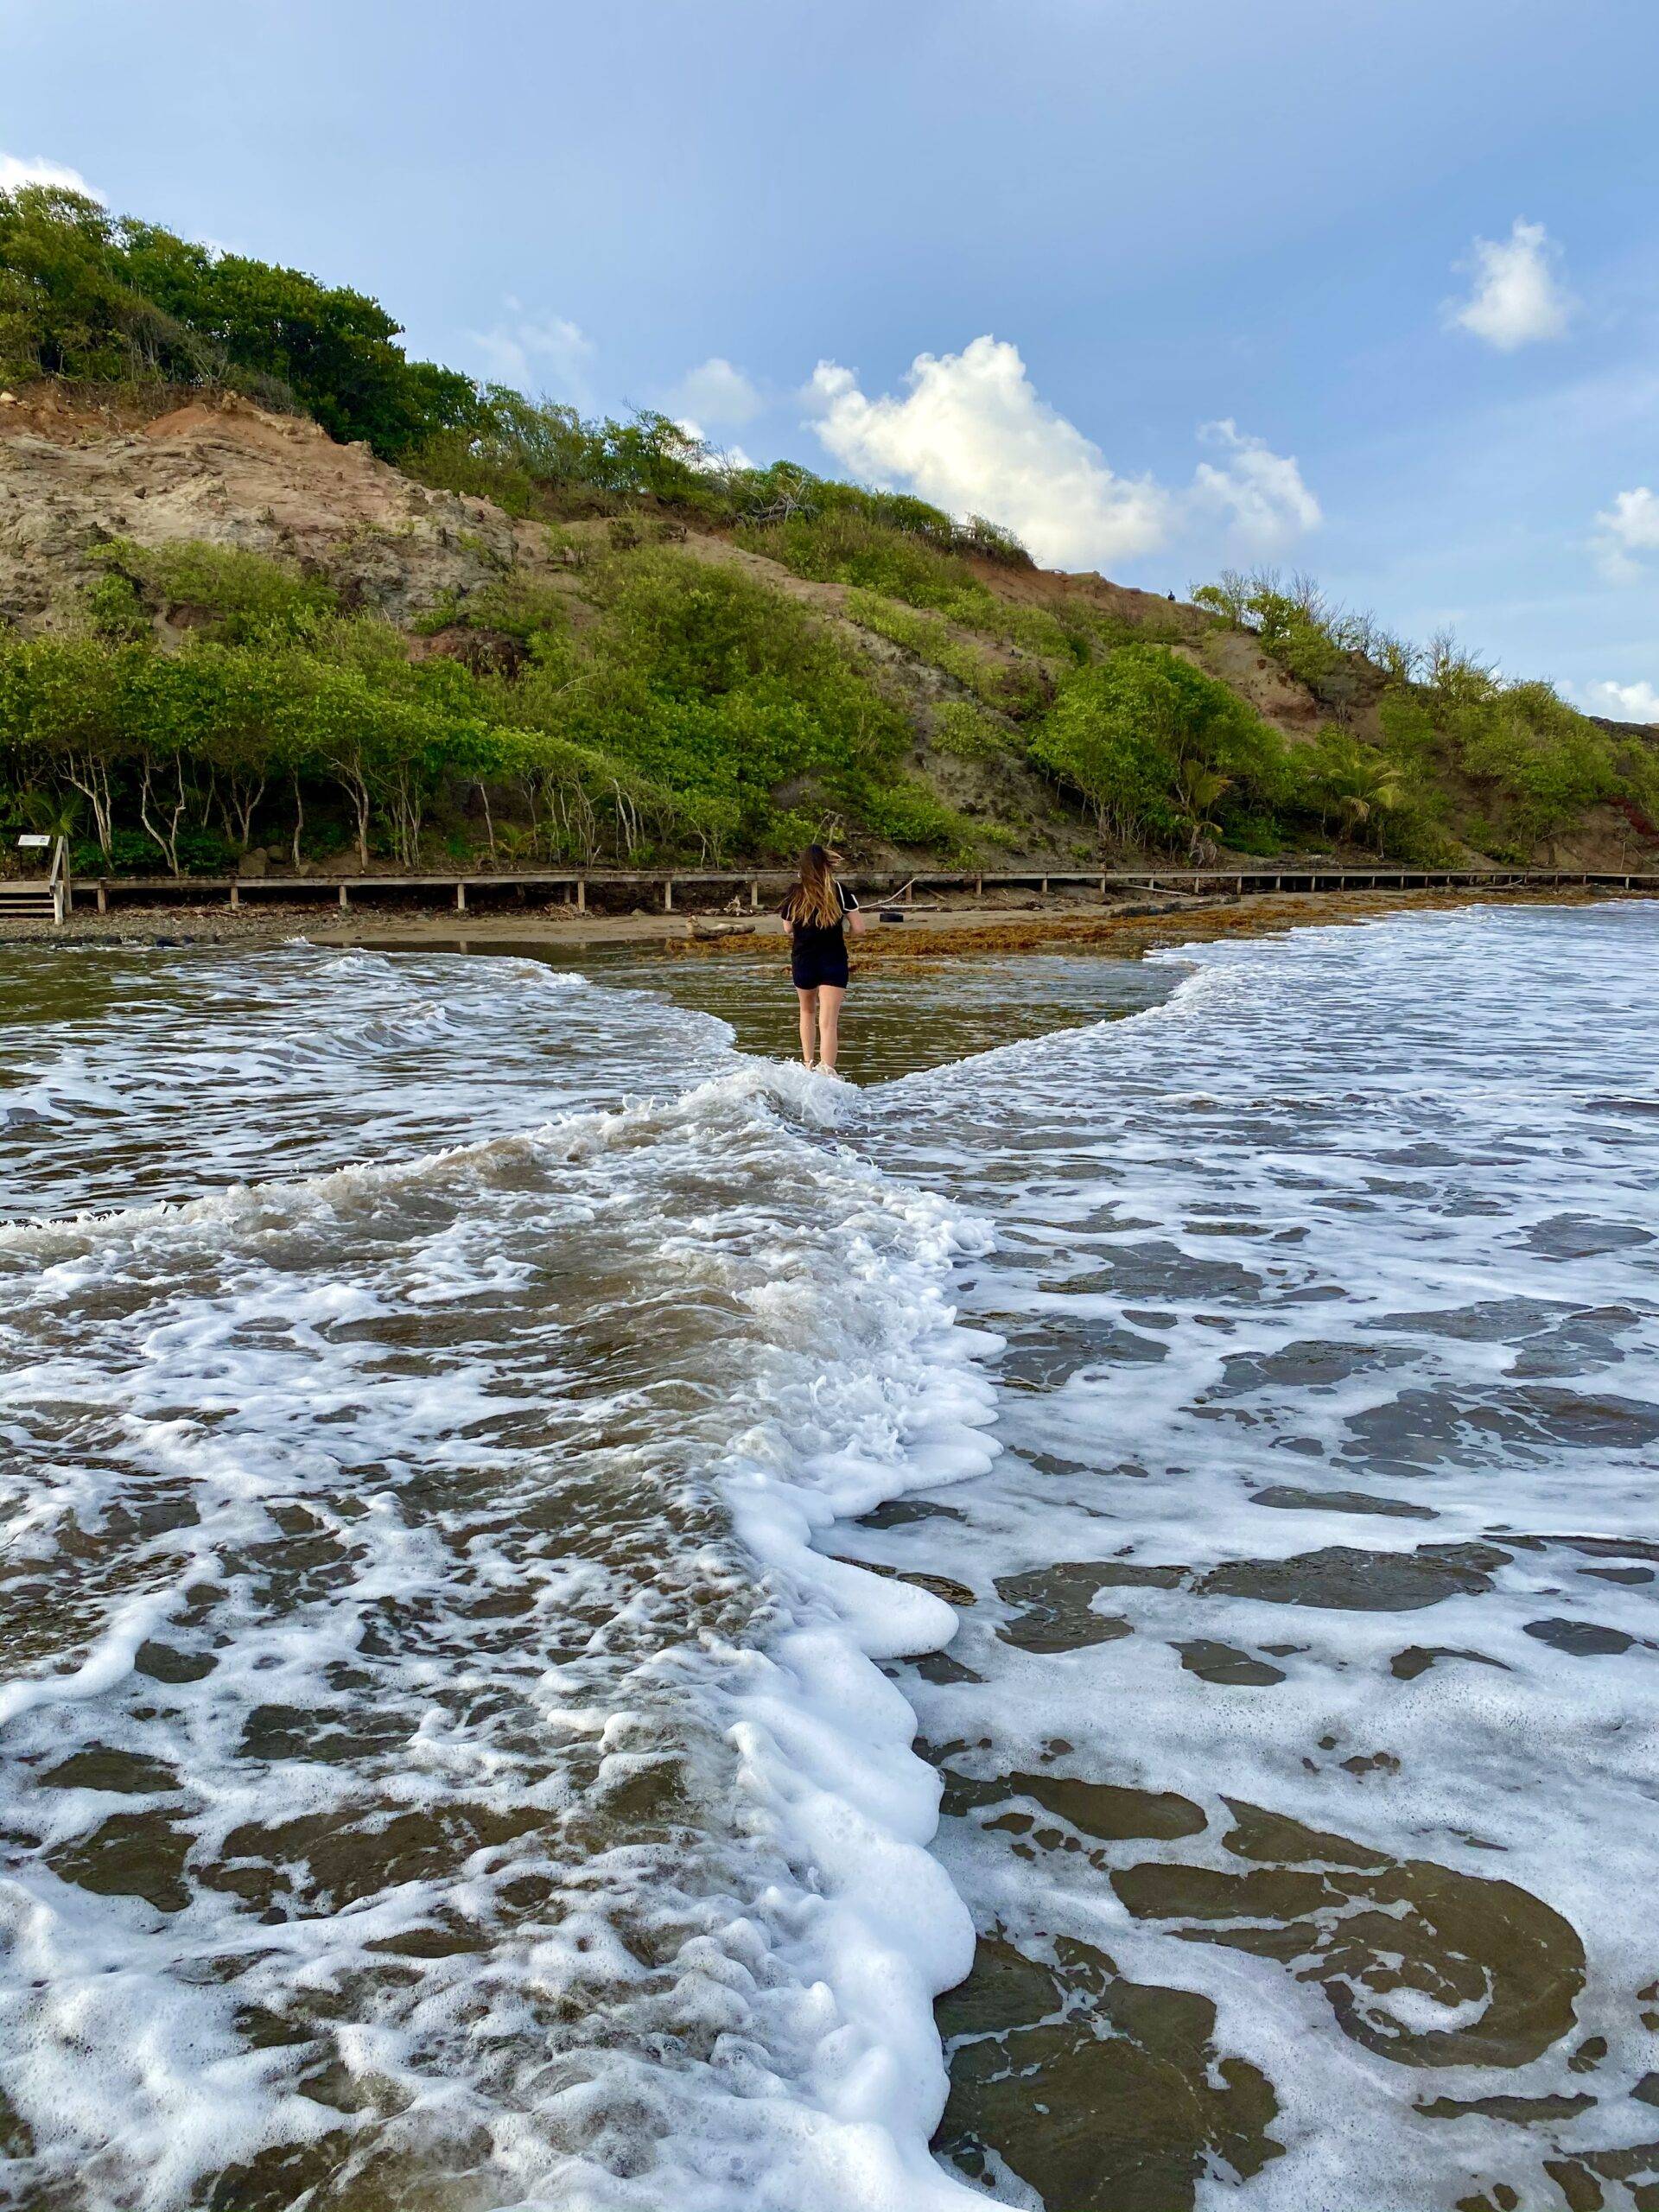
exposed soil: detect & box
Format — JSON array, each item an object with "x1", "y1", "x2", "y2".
[{"x1": 0, "y1": 389, "x2": 549, "y2": 632}]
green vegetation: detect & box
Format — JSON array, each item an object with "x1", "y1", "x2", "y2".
[
  {"x1": 741, "y1": 503, "x2": 1103, "y2": 669},
  {"x1": 0, "y1": 184, "x2": 476, "y2": 459},
  {"x1": 3, "y1": 186, "x2": 1655, "y2": 875},
  {"x1": 931, "y1": 700, "x2": 1019, "y2": 761},
  {"x1": 409, "y1": 393, "x2": 728, "y2": 519},
  {"x1": 1032, "y1": 645, "x2": 1286, "y2": 855},
  {"x1": 90, "y1": 539, "x2": 337, "y2": 640},
  {"x1": 845, "y1": 589, "x2": 1052, "y2": 718},
  {"x1": 1193, "y1": 566, "x2": 1659, "y2": 861},
  {"x1": 0, "y1": 539, "x2": 982, "y2": 874}
]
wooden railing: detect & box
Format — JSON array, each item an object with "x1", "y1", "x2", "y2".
[{"x1": 63, "y1": 861, "x2": 1659, "y2": 921}]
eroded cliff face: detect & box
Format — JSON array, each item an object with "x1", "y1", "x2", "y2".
[{"x1": 0, "y1": 391, "x2": 544, "y2": 632}]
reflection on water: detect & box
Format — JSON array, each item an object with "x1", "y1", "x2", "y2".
[{"x1": 370, "y1": 934, "x2": 1177, "y2": 1087}]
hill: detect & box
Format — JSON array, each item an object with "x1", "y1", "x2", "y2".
[{"x1": 2, "y1": 181, "x2": 1656, "y2": 883}]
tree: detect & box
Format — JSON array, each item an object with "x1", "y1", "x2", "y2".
[
  {"x1": 1304, "y1": 727, "x2": 1404, "y2": 851},
  {"x1": 1033, "y1": 645, "x2": 1282, "y2": 850},
  {"x1": 0, "y1": 186, "x2": 480, "y2": 457},
  {"x1": 0, "y1": 633, "x2": 133, "y2": 856}
]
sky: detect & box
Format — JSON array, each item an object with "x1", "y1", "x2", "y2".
[{"x1": 3, "y1": 0, "x2": 1656, "y2": 718}]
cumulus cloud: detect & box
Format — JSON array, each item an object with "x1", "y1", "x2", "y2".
[
  {"x1": 0, "y1": 151, "x2": 101, "y2": 198},
  {"x1": 1593, "y1": 486, "x2": 1659, "y2": 582},
  {"x1": 805, "y1": 336, "x2": 1318, "y2": 570},
  {"x1": 808, "y1": 339, "x2": 1171, "y2": 569},
  {"x1": 1580, "y1": 677, "x2": 1659, "y2": 725},
  {"x1": 1191, "y1": 417, "x2": 1322, "y2": 550},
  {"x1": 670, "y1": 356, "x2": 762, "y2": 429},
  {"x1": 1449, "y1": 219, "x2": 1574, "y2": 350},
  {"x1": 469, "y1": 304, "x2": 594, "y2": 399}
]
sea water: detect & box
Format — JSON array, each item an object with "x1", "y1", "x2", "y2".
[{"x1": 0, "y1": 905, "x2": 1655, "y2": 2211}]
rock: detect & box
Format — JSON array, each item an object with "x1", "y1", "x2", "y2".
[{"x1": 239, "y1": 849, "x2": 268, "y2": 877}]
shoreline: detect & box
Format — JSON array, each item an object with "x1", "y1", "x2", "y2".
[{"x1": 3, "y1": 881, "x2": 1647, "y2": 963}]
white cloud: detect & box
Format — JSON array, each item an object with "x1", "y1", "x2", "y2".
[
  {"x1": 1580, "y1": 677, "x2": 1659, "y2": 724},
  {"x1": 469, "y1": 308, "x2": 594, "y2": 400},
  {"x1": 1191, "y1": 417, "x2": 1322, "y2": 550},
  {"x1": 805, "y1": 336, "x2": 1318, "y2": 570},
  {"x1": 670, "y1": 356, "x2": 762, "y2": 429},
  {"x1": 0, "y1": 152, "x2": 101, "y2": 199},
  {"x1": 808, "y1": 338, "x2": 1169, "y2": 569},
  {"x1": 1449, "y1": 219, "x2": 1574, "y2": 350},
  {"x1": 1593, "y1": 485, "x2": 1659, "y2": 582}
]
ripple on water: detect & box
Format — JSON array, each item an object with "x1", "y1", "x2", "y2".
[{"x1": 857, "y1": 903, "x2": 1659, "y2": 2209}]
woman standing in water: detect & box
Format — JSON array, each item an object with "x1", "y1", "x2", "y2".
[{"x1": 781, "y1": 845, "x2": 865, "y2": 1073}]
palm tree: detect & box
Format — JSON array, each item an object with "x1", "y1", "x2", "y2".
[
  {"x1": 23, "y1": 790, "x2": 86, "y2": 842},
  {"x1": 1335, "y1": 753, "x2": 1403, "y2": 849},
  {"x1": 1179, "y1": 762, "x2": 1231, "y2": 861},
  {"x1": 1313, "y1": 732, "x2": 1403, "y2": 852}
]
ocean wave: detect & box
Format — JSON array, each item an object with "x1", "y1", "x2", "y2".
[{"x1": 0, "y1": 958, "x2": 995, "y2": 2209}]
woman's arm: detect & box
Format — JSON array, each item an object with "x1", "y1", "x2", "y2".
[{"x1": 848, "y1": 906, "x2": 867, "y2": 936}]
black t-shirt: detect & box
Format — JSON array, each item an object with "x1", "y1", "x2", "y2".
[{"x1": 784, "y1": 881, "x2": 858, "y2": 954}]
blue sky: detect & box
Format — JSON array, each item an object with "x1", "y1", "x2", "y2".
[{"x1": 3, "y1": 0, "x2": 1656, "y2": 715}]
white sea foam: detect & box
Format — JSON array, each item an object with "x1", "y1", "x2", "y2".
[
  {"x1": 859, "y1": 902, "x2": 1659, "y2": 2207},
  {"x1": 0, "y1": 943, "x2": 728, "y2": 1222},
  {"x1": 5, "y1": 907, "x2": 1657, "y2": 2210},
  {"x1": 0, "y1": 946, "x2": 992, "y2": 2209}
]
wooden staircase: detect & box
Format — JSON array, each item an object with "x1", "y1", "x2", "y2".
[{"x1": 1, "y1": 837, "x2": 68, "y2": 925}]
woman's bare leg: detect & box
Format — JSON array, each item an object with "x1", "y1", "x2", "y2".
[
  {"x1": 797, "y1": 987, "x2": 818, "y2": 1066},
  {"x1": 816, "y1": 984, "x2": 845, "y2": 1071}
]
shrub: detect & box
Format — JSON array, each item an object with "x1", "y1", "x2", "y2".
[
  {"x1": 846, "y1": 589, "x2": 1052, "y2": 717},
  {"x1": 931, "y1": 700, "x2": 1015, "y2": 760},
  {"x1": 1450, "y1": 683, "x2": 1617, "y2": 854},
  {"x1": 412, "y1": 572, "x2": 572, "y2": 643},
  {"x1": 1032, "y1": 645, "x2": 1284, "y2": 851},
  {"x1": 740, "y1": 508, "x2": 988, "y2": 613},
  {"x1": 92, "y1": 539, "x2": 337, "y2": 640}
]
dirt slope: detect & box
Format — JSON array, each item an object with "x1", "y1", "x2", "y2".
[{"x1": 0, "y1": 391, "x2": 550, "y2": 630}]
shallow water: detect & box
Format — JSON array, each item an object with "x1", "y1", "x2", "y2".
[
  {"x1": 1, "y1": 906, "x2": 1656, "y2": 2211},
  {"x1": 853, "y1": 903, "x2": 1659, "y2": 2212}
]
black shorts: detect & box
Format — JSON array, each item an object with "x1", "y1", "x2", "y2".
[{"x1": 791, "y1": 944, "x2": 849, "y2": 990}]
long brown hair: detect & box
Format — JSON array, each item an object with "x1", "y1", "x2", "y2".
[{"x1": 782, "y1": 844, "x2": 844, "y2": 928}]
